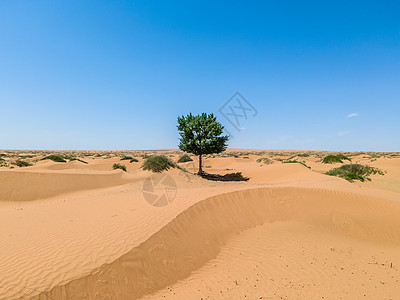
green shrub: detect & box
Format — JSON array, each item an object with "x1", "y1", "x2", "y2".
[
  {"x1": 113, "y1": 163, "x2": 127, "y2": 172},
  {"x1": 14, "y1": 160, "x2": 32, "y2": 167},
  {"x1": 130, "y1": 158, "x2": 139, "y2": 163},
  {"x1": 283, "y1": 160, "x2": 311, "y2": 169},
  {"x1": 297, "y1": 153, "x2": 310, "y2": 157},
  {"x1": 41, "y1": 154, "x2": 66, "y2": 163},
  {"x1": 325, "y1": 164, "x2": 384, "y2": 182},
  {"x1": 0, "y1": 159, "x2": 8, "y2": 167},
  {"x1": 69, "y1": 158, "x2": 88, "y2": 164},
  {"x1": 120, "y1": 156, "x2": 133, "y2": 161},
  {"x1": 177, "y1": 154, "x2": 193, "y2": 163},
  {"x1": 322, "y1": 154, "x2": 350, "y2": 164},
  {"x1": 256, "y1": 157, "x2": 273, "y2": 165},
  {"x1": 141, "y1": 155, "x2": 176, "y2": 173}
]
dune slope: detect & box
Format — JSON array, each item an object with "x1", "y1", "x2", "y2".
[
  {"x1": 35, "y1": 187, "x2": 400, "y2": 300},
  {"x1": 0, "y1": 170, "x2": 133, "y2": 202}
]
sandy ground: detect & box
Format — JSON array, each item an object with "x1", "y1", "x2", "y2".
[{"x1": 0, "y1": 150, "x2": 399, "y2": 299}]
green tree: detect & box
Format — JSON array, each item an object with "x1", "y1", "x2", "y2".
[{"x1": 177, "y1": 113, "x2": 229, "y2": 175}]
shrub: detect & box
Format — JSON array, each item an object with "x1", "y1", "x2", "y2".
[
  {"x1": 325, "y1": 164, "x2": 384, "y2": 182},
  {"x1": 283, "y1": 160, "x2": 311, "y2": 169},
  {"x1": 113, "y1": 163, "x2": 127, "y2": 172},
  {"x1": 322, "y1": 154, "x2": 350, "y2": 164},
  {"x1": 141, "y1": 155, "x2": 176, "y2": 173},
  {"x1": 120, "y1": 156, "x2": 133, "y2": 161},
  {"x1": 256, "y1": 157, "x2": 273, "y2": 165},
  {"x1": 130, "y1": 158, "x2": 139, "y2": 163},
  {"x1": 0, "y1": 159, "x2": 8, "y2": 167},
  {"x1": 41, "y1": 154, "x2": 66, "y2": 163},
  {"x1": 69, "y1": 158, "x2": 88, "y2": 164},
  {"x1": 14, "y1": 160, "x2": 32, "y2": 167},
  {"x1": 177, "y1": 154, "x2": 193, "y2": 163},
  {"x1": 297, "y1": 153, "x2": 310, "y2": 157}
]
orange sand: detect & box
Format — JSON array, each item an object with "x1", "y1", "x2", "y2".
[{"x1": 0, "y1": 150, "x2": 399, "y2": 299}]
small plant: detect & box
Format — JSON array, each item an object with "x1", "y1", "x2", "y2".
[
  {"x1": 41, "y1": 154, "x2": 66, "y2": 163},
  {"x1": 69, "y1": 158, "x2": 88, "y2": 164},
  {"x1": 0, "y1": 158, "x2": 8, "y2": 167},
  {"x1": 113, "y1": 163, "x2": 127, "y2": 172},
  {"x1": 14, "y1": 160, "x2": 32, "y2": 167},
  {"x1": 297, "y1": 153, "x2": 310, "y2": 157},
  {"x1": 177, "y1": 154, "x2": 193, "y2": 163},
  {"x1": 256, "y1": 157, "x2": 273, "y2": 165},
  {"x1": 322, "y1": 154, "x2": 351, "y2": 164},
  {"x1": 282, "y1": 160, "x2": 311, "y2": 169},
  {"x1": 120, "y1": 156, "x2": 133, "y2": 161},
  {"x1": 325, "y1": 164, "x2": 385, "y2": 182},
  {"x1": 130, "y1": 158, "x2": 139, "y2": 163},
  {"x1": 141, "y1": 155, "x2": 176, "y2": 173}
]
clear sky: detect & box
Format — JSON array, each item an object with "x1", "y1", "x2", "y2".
[{"x1": 1, "y1": 1, "x2": 399, "y2": 151}]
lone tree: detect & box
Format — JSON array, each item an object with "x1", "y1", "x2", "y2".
[{"x1": 177, "y1": 113, "x2": 229, "y2": 175}]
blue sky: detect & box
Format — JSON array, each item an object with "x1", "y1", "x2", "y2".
[{"x1": 1, "y1": 0, "x2": 399, "y2": 151}]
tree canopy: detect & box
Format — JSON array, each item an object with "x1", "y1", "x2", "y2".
[{"x1": 177, "y1": 113, "x2": 229, "y2": 174}]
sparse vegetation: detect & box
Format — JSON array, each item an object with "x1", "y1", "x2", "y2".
[
  {"x1": 69, "y1": 158, "x2": 88, "y2": 164},
  {"x1": 112, "y1": 163, "x2": 127, "y2": 172},
  {"x1": 322, "y1": 154, "x2": 351, "y2": 164},
  {"x1": 0, "y1": 158, "x2": 8, "y2": 167},
  {"x1": 141, "y1": 155, "x2": 176, "y2": 173},
  {"x1": 325, "y1": 164, "x2": 385, "y2": 182},
  {"x1": 41, "y1": 154, "x2": 67, "y2": 163},
  {"x1": 130, "y1": 158, "x2": 138, "y2": 163},
  {"x1": 282, "y1": 160, "x2": 311, "y2": 169},
  {"x1": 177, "y1": 154, "x2": 193, "y2": 163},
  {"x1": 120, "y1": 156, "x2": 133, "y2": 161},
  {"x1": 297, "y1": 153, "x2": 310, "y2": 157},
  {"x1": 14, "y1": 160, "x2": 32, "y2": 167},
  {"x1": 256, "y1": 157, "x2": 273, "y2": 165}
]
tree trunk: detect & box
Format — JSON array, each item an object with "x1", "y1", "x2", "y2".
[{"x1": 198, "y1": 154, "x2": 203, "y2": 175}]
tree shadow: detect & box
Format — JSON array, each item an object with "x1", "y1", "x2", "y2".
[{"x1": 200, "y1": 172, "x2": 249, "y2": 182}]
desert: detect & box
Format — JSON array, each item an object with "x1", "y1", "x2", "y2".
[
  {"x1": 2, "y1": 1, "x2": 399, "y2": 299},
  {"x1": 1, "y1": 150, "x2": 400, "y2": 299}
]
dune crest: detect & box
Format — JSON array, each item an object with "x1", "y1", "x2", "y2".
[{"x1": 35, "y1": 187, "x2": 400, "y2": 300}]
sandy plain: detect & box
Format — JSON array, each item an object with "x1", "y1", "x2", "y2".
[{"x1": 0, "y1": 149, "x2": 399, "y2": 299}]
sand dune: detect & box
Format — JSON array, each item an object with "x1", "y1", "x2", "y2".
[
  {"x1": 0, "y1": 150, "x2": 399, "y2": 299},
  {"x1": 33, "y1": 187, "x2": 400, "y2": 299},
  {"x1": 0, "y1": 169, "x2": 135, "y2": 202}
]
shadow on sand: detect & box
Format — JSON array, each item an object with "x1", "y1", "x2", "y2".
[{"x1": 200, "y1": 172, "x2": 249, "y2": 182}]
